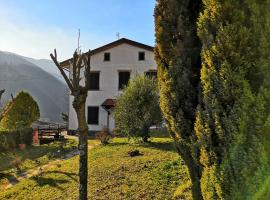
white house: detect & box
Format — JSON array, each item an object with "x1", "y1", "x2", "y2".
[{"x1": 61, "y1": 38, "x2": 157, "y2": 133}]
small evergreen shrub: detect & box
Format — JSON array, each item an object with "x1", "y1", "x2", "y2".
[{"x1": 0, "y1": 91, "x2": 40, "y2": 131}]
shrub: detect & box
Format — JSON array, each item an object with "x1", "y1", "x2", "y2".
[
  {"x1": 114, "y1": 75, "x2": 162, "y2": 142},
  {"x1": 0, "y1": 91, "x2": 40, "y2": 131},
  {"x1": 0, "y1": 128, "x2": 33, "y2": 151},
  {"x1": 112, "y1": 128, "x2": 124, "y2": 137},
  {"x1": 18, "y1": 127, "x2": 33, "y2": 146},
  {"x1": 95, "y1": 127, "x2": 112, "y2": 144},
  {"x1": 0, "y1": 131, "x2": 16, "y2": 151}
]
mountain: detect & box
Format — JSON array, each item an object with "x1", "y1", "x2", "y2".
[
  {"x1": 22, "y1": 57, "x2": 65, "y2": 82},
  {"x1": 0, "y1": 51, "x2": 68, "y2": 122}
]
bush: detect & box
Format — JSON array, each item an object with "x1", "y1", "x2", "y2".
[
  {"x1": 112, "y1": 128, "x2": 124, "y2": 137},
  {"x1": 0, "y1": 91, "x2": 40, "y2": 131},
  {"x1": 0, "y1": 131, "x2": 17, "y2": 151},
  {"x1": 0, "y1": 128, "x2": 33, "y2": 151},
  {"x1": 19, "y1": 128, "x2": 33, "y2": 146},
  {"x1": 114, "y1": 75, "x2": 162, "y2": 142},
  {"x1": 95, "y1": 127, "x2": 112, "y2": 144}
]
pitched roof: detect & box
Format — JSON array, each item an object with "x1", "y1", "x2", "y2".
[{"x1": 60, "y1": 38, "x2": 154, "y2": 68}]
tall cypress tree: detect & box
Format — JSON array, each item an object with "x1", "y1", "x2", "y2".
[
  {"x1": 155, "y1": 0, "x2": 203, "y2": 199},
  {"x1": 155, "y1": 0, "x2": 270, "y2": 199},
  {"x1": 197, "y1": 0, "x2": 270, "y2": 199}
]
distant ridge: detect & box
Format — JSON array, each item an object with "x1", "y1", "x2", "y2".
[
  {"x1": 22, "y1": 56, "x2": 65, "y2": 82},
  {"x1": 0, "y1": 51, "x2": 68, "y2": 122}
]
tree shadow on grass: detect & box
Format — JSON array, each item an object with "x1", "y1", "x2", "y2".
[
  {"x1": 31, "y1": 176, "x2": 68, "y2": 191},
  {"x1": 105, "y1": 138, "x2": 177, "y2": 152},
  {"x1": 31, "y1": 171, "x2": 78, "y2": 191},
  {"x1": 106, "y1": 142, "x2": 129, "y2": 147},
  {"x1": 0, "y1": 142, "x2": 69, "y2": 172},
  {"x1": 141, "y1": 141, "x2": 177, "y2": 152},
  {"x1": 44, "y1": 170, "x2": 78, "y2": 181}
]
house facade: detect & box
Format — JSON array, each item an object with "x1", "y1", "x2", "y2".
[{"x1": 61, "y1": 38, "x2": 157, "y2": 132}]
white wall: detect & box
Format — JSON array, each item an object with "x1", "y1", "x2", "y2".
[{"x1": 69, "y1": 43, "x2": 156, "y2": 131}]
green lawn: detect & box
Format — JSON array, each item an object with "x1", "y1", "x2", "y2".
[
  {"x1": 0, "y1": 139, "x2": 78, "y2": 189},
  {"x1": 0, "y1": 137, "x2": 191, "y2": 200}
]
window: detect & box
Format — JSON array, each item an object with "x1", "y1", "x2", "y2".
[
  {"x1": 87, "y1": 106, "x2": 99, "y2": 125},
  {"x1": 88, "y1": 72, "x2": 100, "y2": 90},
  {"x1": 104, "y1": 52, "x2": 110, "y2": 61},
  {"x1": 118, "y1": 71, "x2": 130, "y2": 90},
  {"x1": 138, "y1": 51, "x2": 145, "y2": 61},
  {"x1": 145, "y1": 70, "x2": 157, "y2": 79}
]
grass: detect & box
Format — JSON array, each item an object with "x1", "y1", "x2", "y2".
[
  {"x1": 0, "y1": 137, "x2": 191, "y2": 200},
  {"x1": 0, "y1": 139, "x2": 78, "y2": 189}
]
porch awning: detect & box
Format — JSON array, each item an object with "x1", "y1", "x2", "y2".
[{"x1": 101, "y1": 99, "x2": 116, "y2": 110}]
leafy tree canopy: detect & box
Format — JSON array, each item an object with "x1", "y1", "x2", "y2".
[{"x1": 114, "y1": 75, "x2": 162, "y2": 142}]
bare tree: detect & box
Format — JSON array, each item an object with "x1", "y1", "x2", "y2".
[{"x1": 50, "y1": 49, "x2": 91, "y2": 200}]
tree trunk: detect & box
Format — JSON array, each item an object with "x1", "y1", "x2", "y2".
[
  {"x1": 142, "y1": 126, "x2": 150, "y2": 143},
  {"x1": 142, "y1": 135, "x2": 150, "y2": 143},
  {"x1": 73, "y1": 93, "x2": 88, "y2": 200},
  {"x1": 175, "y1": 144, "x2": 203, "y2": 200},
  {"x1": 189, "y1": 164, "x2": 202, "y2": 200}
]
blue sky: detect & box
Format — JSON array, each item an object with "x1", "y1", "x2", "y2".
[{"x1": 0, "y1": 0, "x2": 156, "y2": 60}]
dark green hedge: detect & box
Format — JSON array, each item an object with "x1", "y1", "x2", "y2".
[{"x1": 0, "y1": 128, "x2": 33, "y2": 151}]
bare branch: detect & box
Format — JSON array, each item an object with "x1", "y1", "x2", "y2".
[
  {"x1": 84, "y1": 50, "x2": 91, "y2": 89},
  {"x1": 50, "y1": 49, "x2": 74, "y2": 92},
  {"x1": 72, "y1": 54, "x2": 84, "y2": 90},
  {"x1": 54, "y1": 49, "x2": 57, "y2": 60},
  {"x1": 76, "y1": 55, "x2": 83, "y2": 84},
  {"x1": 72, "y1": 51, "x2": 79, "y2": 91}
]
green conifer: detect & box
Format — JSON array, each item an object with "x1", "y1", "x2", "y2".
[
  {"x1": 197, "y1": 0, "x2": 270, "y2": 199},
  {"x1": 0, "y1": 91, "x2": 40, "y2": 131},
  {"x1": 155, "y1": 0, "x2": 203, "y2": 199},
  {"x1": 155, "y1": 0, "x2": 270, "y2": 199}
]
